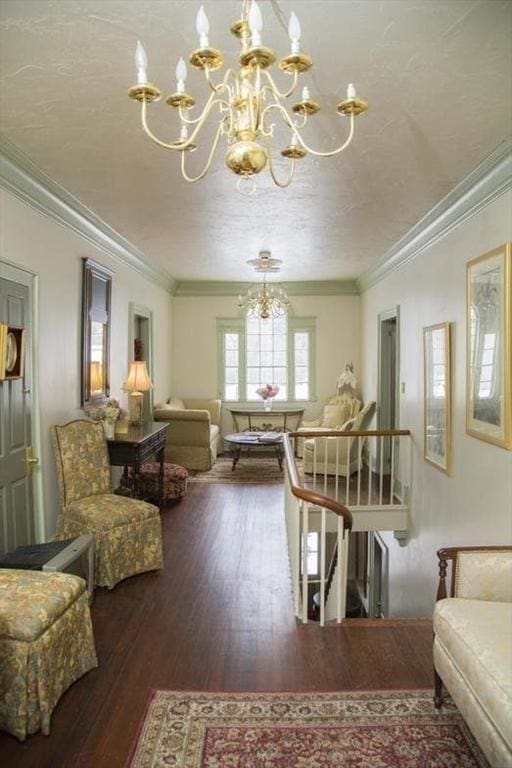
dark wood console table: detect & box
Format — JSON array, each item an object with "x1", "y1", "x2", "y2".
[
  {"x1": 106, "y1": 422, "x2": 168, "y2": 506},
  {"x1": 228, "y1": 407, "x2": 304, "y2": 433}
]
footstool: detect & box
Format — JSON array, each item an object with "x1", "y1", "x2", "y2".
[
  {"x1": 0, "y1": 569, "x2": 98, "y2": 740},
  {"x1": 121, "y1": 461, "x2": 188, "y2": 503}
]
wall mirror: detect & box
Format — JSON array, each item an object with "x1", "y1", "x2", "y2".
[
  {"x1": 423, "y1": 322, "x2": 452, "y2": 474},
  {"x1": 81, "y1": 258, "x2": 112, "y2": 407}
]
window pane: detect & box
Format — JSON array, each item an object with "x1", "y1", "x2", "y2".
[
  {"x1": 261, "y1": 350, "x2": 272, "y2": 366},
  {"x1": 247, "y1": 334, "x2": 259, "y2": 351},
  {"x1": 296, "y1": 366, "x2": 308, "y2": 384},
  {"x1": 295, "y1": 349, "x2": 308, "y2": 366},
  {"x1": 247, "y1": 350, "x2": 260, "y2": 367},
  {"x1": 225, "y1": 367, "x2": 238, "y2": 384},
  {"x1": 225, "y1": 350, "x2": 238, "y2": 366},
  {"x1": 273, "y1": 349, "x2": 286, "y2": 366},
  {"x1": 294, "y1": 332, "x2": 308, "y2": 350},
  {"x1": 225, "y1": 333, "x2": 239, "y2": 351},
  {"x1": 295, "y1": 382, "x2": 309, "y2": 400},
  {"x1": 225, "y1": 383, "x2": 238, "y2": 401},
  {"x1": 260, "y1": 335, "x2": 272, "y2": 352},
  {"x1": 260, "y1": 319, "x2": 273, "y2": 335},
  {"x1": 247, "y1": 367, "x2": 260, "y2": 384}
]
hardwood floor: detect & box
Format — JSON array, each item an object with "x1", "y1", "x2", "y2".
[{"x1": 0, "y1": 482, "x2": 434, "y2": 768}]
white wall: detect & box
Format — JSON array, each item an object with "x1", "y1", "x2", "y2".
[
  {"x1": 0, "y1": 189, "x2": 173, "y2": 537},
  {"x1": 172, "y1": 294, "x2": 361, "y2": 434},
  {"x1": 360, "y1": 191, "x2": 512, "y2": 617}
]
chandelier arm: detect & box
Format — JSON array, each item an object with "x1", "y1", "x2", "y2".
[
  {"x1": 178, "y1": 89, "x2": 219, "y2": 125},
  {"x1": 204, "y1": 66, "x2": 237, "y2": 100},
  {"x1": 180, "y1": 121, "x2": 224, "y2": 183},
  {"x1": 262, "y1": 69, "x2": 299, "y2": 100},
  {"x1": 265, "y1": 138, "x2": 296, "y2": 188},
  {"x1": 142, "y1": 95, "x2": 225, "y2": 151},
  {"x1": 261, "y1": 103, "x2": 356, "y2": 157}
]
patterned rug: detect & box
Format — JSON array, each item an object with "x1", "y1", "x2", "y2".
[
  {"x1": 126, "y1": 690, "x2": 489, "y2": 767},
  {"x1": 189, "y1": 455, "x2": 285, "y2": 484}
]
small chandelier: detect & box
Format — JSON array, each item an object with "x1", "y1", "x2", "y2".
[
  {"x1": 238, "y1": 251, "x2": 290, "y2": 319},
  {"x1": 128, "y1": 1, "x2": 368, "y2": 194}
]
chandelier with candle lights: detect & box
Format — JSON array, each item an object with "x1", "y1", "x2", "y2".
[
  {"x1": 128, "y1": 1, "x2": 368, "y2": 194},
  {"x1": 238, "y1": 251, "x2": 290, "y2": 319}
]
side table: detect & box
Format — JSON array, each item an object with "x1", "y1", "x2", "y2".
[{"x1": 107, "y1": 421, "x2": 168, "y2": 506}]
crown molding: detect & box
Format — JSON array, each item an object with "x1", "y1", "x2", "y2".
[
  {"x1": 174, "y1": 279, "x2": 359, "y2": 297},
  {"x1": 357, "y1": 137, "x2": 512, "y2": 292},
  {"x1": 0, "y1": 134, "x2": 176, "y2": 294}
]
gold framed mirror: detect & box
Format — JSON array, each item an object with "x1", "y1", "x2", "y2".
[
  {"x1": 81, "y1": 258, "x2": 112, "y2": 407},
  {"x1": 423, "y1": 321, "x2": 452, "y2": 474}
]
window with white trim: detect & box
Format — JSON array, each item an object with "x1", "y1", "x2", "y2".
[{"x1": 218, "y1": 312, "x2": 315, "y2": 403}]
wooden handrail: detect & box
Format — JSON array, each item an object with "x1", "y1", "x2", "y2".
[
  {"x1": 282, "y1": 434, "x2": 353, "y2": 531},
  {"x1": 289, "y1": 429, "x2": 411, "y2": 438}
]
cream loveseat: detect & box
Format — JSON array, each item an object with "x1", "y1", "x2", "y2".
[
  {"x1": 153, "y1": 397, "x2": 221, "y2": 471},
  {"x1": 296, "y1": 393, "x2": 362, "y2": 459},
  {"x1": 433, "y1": 546, "x2": 512, "y2": 768}
]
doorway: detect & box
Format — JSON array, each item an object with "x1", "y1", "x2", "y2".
[
  {"x1": 128, "y1": 303, "x2": 154, "y2": 423},
  {"x1": 377, "y1": 308, "x2": 400, "y2": 473},
  {"x1": 368, "y1": 532, "x2": 389, "y2": 618},
  {"x1": 0, "y1": 261, "x2": 44, "y2": 554}
]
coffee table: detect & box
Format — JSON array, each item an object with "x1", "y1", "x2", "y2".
[{"x1": 224, "y1": 431, "x2": 284, "y2": 471}]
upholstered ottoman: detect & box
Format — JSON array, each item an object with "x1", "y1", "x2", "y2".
[
  {"x1": 0, "y1": 569, "x2": 97, "y2": 740},
  {"x1": 121, "y1": 461, "x2": 188, "y2": 503}
]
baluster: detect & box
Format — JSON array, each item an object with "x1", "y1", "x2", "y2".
[
  {"x1": 320, "y1": 506, "x2": 326, "y2": 627},
  {"x1": 335, "y1": 437, "x2": 340, "y2": 502},
  {"x1": 302, "y1": 502, "x2": 309, "y2": 623},
  {"x1": 336, "y1": 515, "x2": 343, "y2": 622},
  {"x1": 313, "y1": 439, "x2": 317, "y2": 490},
  {"x1": 356, "y1": 435, "x2": 362, "y2": 506},
  {"x1": 345, "y1": 435, "x2": 350, "y2": 505},
  {"x1": 390, "y1": 435, "x2": 395, "y2": 505},
  {"x1": 324, "y1": 437, "x2": 328, "y2": 496},
  {"x1": 379, "y1": 435, "x2": 384, "y2": 505},
  {"x1": 368, "y1": 435, "x2": 373, "y2": 505}
]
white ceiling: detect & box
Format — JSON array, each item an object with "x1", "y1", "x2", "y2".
[{"x1": 0, "y1": 0, "x2": 511, "y2": 283}]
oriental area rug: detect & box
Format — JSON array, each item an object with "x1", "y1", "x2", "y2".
[
  {"x1": 126, "y1": 690, "x2": 489, "y2": 767},
  {"x1": 188, "y1": 456, "x2": 285, "y2": 484}
]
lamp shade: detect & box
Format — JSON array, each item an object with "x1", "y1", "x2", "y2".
[{"x1": 123, "y1": 361, "x2": 153, "y2": 393}]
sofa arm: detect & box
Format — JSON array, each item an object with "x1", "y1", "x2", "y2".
[
  {"x1": 183, "y1": 399, "x2": 221, "y2": 426},
  {"x1": 436, "y1": 546, "x2": 512, "y2": 603},
  {"x1": 154, "y1": 408, "x2": 211, "y2": 424},
  {"x1": 154, "y1": 409, "x2": 211, "y2": 448}
]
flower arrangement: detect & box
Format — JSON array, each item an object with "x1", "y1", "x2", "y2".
[
  {"x1": 256, "y1": 384, "x2": 280, "y2": 400},
  {"x1": 87, "y1": 398, "x2": 125, "y2": 423}
]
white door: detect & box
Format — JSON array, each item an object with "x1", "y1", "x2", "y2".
[{"x1": 0, "y1": 273, "x2": 37, "y2": 554}]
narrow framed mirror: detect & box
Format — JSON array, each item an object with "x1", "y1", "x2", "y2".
[
  {"x1": 423, "y1": 321, "x2": 452, "y2": 474},
  {"x1": 81, "y1": 258, "x2": 113, "y2": 407}
]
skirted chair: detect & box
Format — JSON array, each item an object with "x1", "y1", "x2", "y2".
[
  {"x1": 153, "y1": 397, "x2": 221, "y2": 471},
  {"x1": 51, "y1": 420, "x2": 163, "y2": 589},
  {"x1": 303, "y1": 400, "x2": 376, "y2": 476},
  {"x1": 296, "y1": 392, "x2": 362, "y2": 459},
  {"x1": 0, "y1": 569, "x2": 97, "y2": 740}
]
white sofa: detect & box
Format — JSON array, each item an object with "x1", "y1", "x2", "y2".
[
  {"x1": 433, "y1": 546, "x2": 512, "y2": 767},
  {"x1": 153, "y1": 397, "x2": 221, "y2": 471}
]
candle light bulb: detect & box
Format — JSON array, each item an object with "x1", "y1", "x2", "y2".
[
  {"x1": 288, "y1": 11, "x2": 301, "y2": 53},
  {"x1": 249, "y1": 0, "x2": 263, "y2": 47},
  {"x1": 180, "y1": 124, "x2": 189, "y2": 141},
  {"x1": 301, "y1": 86, "x2": 310, "y2": 101},
  {"x1": 176, "y1": 56, "x2": 187, "y2": 92},
  {"x1": 347, "y1": 83, "x2": 356, "y2": 99},
  {"x1": 135, "y1": 40, "x2": 148, "y2": 85},
  {"x1": 196, "y1": 5, "x2": 210, "y2": 48}
]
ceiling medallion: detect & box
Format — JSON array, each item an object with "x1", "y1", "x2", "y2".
[
  {"x1": 238, "y1": 251, "x2": 290, "y2": 319},
  {"x1": 128, "y1": 1, "x2": 368, "y2": 195}
]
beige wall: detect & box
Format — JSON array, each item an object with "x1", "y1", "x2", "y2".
[
  {"x1": 0, "y1": 189, "x2": 173, "y2": 537},
  {"x1": 360, "y1": 191, "x2": 512, "y2": 617},
  {"x1": 172, "y1": 294, "x2": 361, "y2": 435}
]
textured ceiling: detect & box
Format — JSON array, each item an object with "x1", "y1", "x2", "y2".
[{"x1": 0, "y1": 0, "x2": 511, "y2": 282}]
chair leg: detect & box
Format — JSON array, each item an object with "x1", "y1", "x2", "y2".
[{"x1": 434, "y1": 668, "x2": 443, "y2": 708}]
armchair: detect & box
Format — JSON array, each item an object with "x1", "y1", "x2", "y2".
[
  {"x1": 433, "y1": 546, "x2": 512, "y2": 767},
  {"x1": 51, "y1": 420, "x2": 163, "y2": 589},
  {"x1": 153, "y1": 397, "x2": 221, "y2": 471},
  {"x1": 296, "y1": 393, "x2": 362, "y2": 458},
  {"x1": 303, "y1": 400, "x2": 376, "y2": 476}
]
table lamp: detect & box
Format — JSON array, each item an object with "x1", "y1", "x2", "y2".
[{"x1": 123, "y1": 361, "x2": 153, "y2": 424}]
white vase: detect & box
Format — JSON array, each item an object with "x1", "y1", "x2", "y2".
[
  {"x1": 103, "y1": 419, "x2": 116, "y2": 439},
  {"x1": 263, "y1": 399, "x2": 272, "y2": 412}
]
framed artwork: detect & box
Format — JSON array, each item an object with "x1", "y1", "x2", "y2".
[
  {"x1": 466, "y1": 243, "x2": 511, "y2": 450},
  {"x1": 0, "y1": 323, "x2": 26, "y2": 380},
  {"x1": 424, "y1": 322, "x2": 452, "y2": 473},
  {"x1": 81, "y1": 258, "x2": 113, "y2": 407}
]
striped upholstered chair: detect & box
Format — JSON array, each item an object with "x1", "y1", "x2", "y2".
[{"x1": 51, "y1": 420, "x2": 163, "y2": 589}]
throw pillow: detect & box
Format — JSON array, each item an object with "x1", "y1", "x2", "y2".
[{"x1": 321, "y1": 403, "x2": 351, "y2": 428}]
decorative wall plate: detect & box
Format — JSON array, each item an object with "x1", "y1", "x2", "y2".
[{"x1": 5, "y1": 332, "x2": 17, "y2": 372}]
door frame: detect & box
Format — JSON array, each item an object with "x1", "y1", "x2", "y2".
[
  {"x1": 377, "y1": 306, "x2": 400, "y2": 431},
  {"x1": 128, "y1": 302, "x2": 154, "y2": 419},
  {"x1": 0, "y1": 259, "x2": 45, "y2": 542}
]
